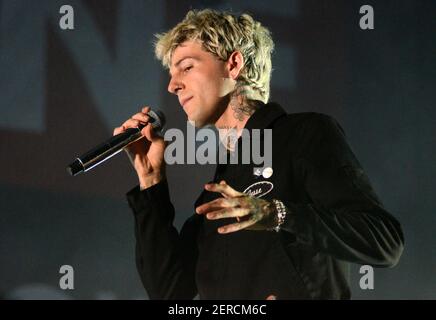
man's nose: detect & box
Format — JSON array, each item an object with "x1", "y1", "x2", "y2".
[{"x1": 168, "y1": 76, "x2": 183, "y2": 95}]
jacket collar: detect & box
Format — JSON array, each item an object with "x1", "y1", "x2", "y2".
[{"x1": 244, "y1": 102, "x2": 287, "y2": 130}]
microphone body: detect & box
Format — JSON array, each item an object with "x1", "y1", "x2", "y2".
[{"x1": 67, "y1": 110, "x2": 165, "y2": 176}]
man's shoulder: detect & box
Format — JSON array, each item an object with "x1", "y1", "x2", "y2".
[
  {"x1": 275, "y1": 111, "x2": 343, "y2": 135},
  {"x1": 285, "y1": 111, "x2": 334, "y2": 121}
]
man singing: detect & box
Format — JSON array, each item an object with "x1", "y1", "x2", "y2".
[{"x1": 114, "y1": 9, "x2": 404, "y2": 299}]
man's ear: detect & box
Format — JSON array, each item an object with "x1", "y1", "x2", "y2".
[{"x1": 227, "y1": 51, "x2": 244, "y2": 80}]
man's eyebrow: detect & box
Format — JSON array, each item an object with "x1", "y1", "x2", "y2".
[
  {"x1": 174, "y1": 56, "x2": 194, "y2": 67},
  {"x1": 169, "y1": 56, "x2": 197, "y2": 75}
]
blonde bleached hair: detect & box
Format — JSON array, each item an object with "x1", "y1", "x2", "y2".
[{"x1": 154, "y1": 9, "x2": 275, "y2": 103}]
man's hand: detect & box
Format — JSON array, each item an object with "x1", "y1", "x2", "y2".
[
  {"x1": 113, "y1": 106, "x2": 166, "y2": 189},
  {"x1": 195, "y1": 180, "x2": 278, "y2": 234}
]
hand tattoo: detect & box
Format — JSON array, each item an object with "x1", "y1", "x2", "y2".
[
  {"x1": 239, "y1": 196, "x2": 278, "y2": 230},
  {"x1": 196, "y1": 181, "x2": 279, "y2": 233}
]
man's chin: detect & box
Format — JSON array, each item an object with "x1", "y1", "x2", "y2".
[{"x1": 187, "y1": 117, "x2": 209, "y2": 128}]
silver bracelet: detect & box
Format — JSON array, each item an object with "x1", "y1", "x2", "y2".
[{"x1": 271, "y1": 199, "x2": 287, "y2": 232}]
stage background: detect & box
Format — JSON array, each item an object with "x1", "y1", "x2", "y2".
[{"x1": 0, "y1": 0, "x2": 434, "y2": 299}]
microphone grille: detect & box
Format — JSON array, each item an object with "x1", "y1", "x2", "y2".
[{"x1": 148, "y1": 109, "x2": 166, "y2": 131}]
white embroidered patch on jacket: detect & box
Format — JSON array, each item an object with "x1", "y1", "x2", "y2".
[{"x1": 243, "y1": 181, "x2": 274, "y2": 198}]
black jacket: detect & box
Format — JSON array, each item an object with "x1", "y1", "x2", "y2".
[{"x1": 126, "y1": 103, "x2": 404, "y2": 299}]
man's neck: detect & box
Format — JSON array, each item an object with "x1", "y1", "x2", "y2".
[{"x1": 215, "y1": 86, "x2": 263, "y2": 151}]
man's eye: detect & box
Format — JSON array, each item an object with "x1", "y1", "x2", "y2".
[{"x1": 184, "y1": 66, "x2": 193, "y2": 72}]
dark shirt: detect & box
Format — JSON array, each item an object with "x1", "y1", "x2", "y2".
[{"x1": 126, "y1": 102, "x2": 404, "y2": 299}]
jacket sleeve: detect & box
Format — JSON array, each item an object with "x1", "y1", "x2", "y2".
[
  {"x1": 280, "y1": 114, "x2": 404, "y2": 267},
  {"x1": 126, "y1": 180, "x2": 200, "y2": 299}
]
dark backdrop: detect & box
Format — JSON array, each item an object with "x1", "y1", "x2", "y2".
[{"x1": 0, "y1": 0, "x2": 434, "y2": 299}]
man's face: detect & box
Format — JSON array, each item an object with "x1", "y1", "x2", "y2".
[{"x1": 168, "y1": 40, "x2": 235, "y2": 127}]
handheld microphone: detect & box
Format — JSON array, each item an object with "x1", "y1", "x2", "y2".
[{"x1": 67, "y1": 109, "x2": 165, "y2": 176}]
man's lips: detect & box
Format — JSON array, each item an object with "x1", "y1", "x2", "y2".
[{"x1": 180, "y1": 96, "x2": 193, "y2": 107}]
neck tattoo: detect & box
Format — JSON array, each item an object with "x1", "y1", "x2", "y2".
[{"x1": 230, "y1": 87, "x2": 262, "y2": 122}]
